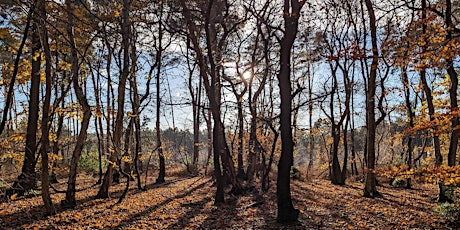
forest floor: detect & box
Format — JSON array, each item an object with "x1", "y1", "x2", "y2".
[{"x1": 0, "y1": 169, "x2": 453, "y2": 229}]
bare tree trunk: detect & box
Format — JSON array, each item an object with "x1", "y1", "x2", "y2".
[
  {"x1": 187, "y1": 45, "x2": 202, "y2": 173},
  {"x1": 155, "y1": 2, "x2": 165, "y2": 184},
  {"x1": 97, "y1": 0, "x2": 131, "y2": 199},
  {"x1": 38, "y1": 0, "x2": 55, "y2": 214},
  {"x1": 247, "y1": 20, "x2": 269, "y2": 184},
  {"x1": 445, "y1": 0, "x2": 458, "y2": 167},
  {"x1": 203, "y1": 107, "x2": 213, "y2": 176},
  {"x1": 276, "y1": 0, "x2": 305, "y2": 223},
  {"x1": 131, "y1": 37, "x2": 153, "y2": 189},
  {"x1": 307, "y1": 64, "x2": 314, "y2": 178},
  {"x1": 363, "y1": 0, "x2": 381, "y2": 198},
  {"x1": 10, "y1": 19, "x2": 39, "y2": 196},
  {"x1": 5, "y1": 2, "x2": 37, "y2": 197},
  {"x1": 262, "y1": 121, "x2": 278, "y2": 192},
  {"x1": 236, "y1": 98, "x2": 246, "y2": 179},
  {"x1": 90, "y1": 58, "x2": 105, "y2": 185},
  {"x1": 402, "y1": 67, "x2": 414, "y2": 188},
  {"x1": 180, "y1": 0, "x2": 242, "y2": 204},
  {"x1": 61, "y1": 0, "x2": 92, "y2": 209},
  {"x1": 117, "y1": 117, "x2": 133, "y2": 203}
]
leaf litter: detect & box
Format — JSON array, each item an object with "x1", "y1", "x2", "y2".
[{"x1": 0, "y1": 173, "x2": 448, "y2": 229}]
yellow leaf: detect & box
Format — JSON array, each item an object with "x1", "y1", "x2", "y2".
[
  {"x1": 0, "y1": 28, "x2": 9, "y2": 38},
  {"x1": 121, "y1": 156, "x2": 132, "y2": 163},
  {"x1": 10, "y1": 193, "x2": 17, "y2": 200}
]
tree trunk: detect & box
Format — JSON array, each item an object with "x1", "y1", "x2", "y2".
[
  {"x1": 203, "y1": 107, "x2": 213, "y2": 176},
  {"x1": 331, "y1": 125, "x2": 343, "y2": 185},
  {"x1": 131, "y1": 40, "x2": 152, "y2": 190},
  {"x1": 204, "y1": 1, "x2": 241, "y2": 198},
  {"x1": 97, "y1": 0, "x2": 131, "y2": 199},
  {"x1": 363, "y1": 0, "x2": 381, "y2": 198},
  {"x1": 11, "y1": 22, "x2": 40, "y2": 196},
  {"x1": 402, "y1": 67, "x2": 414, "y2": 189},
  {"x1": 117, "y1": 117, "x2": 133, "y2": 203},
  {"x1": 180, "y1": 0, "x2": 242, "y2": 203},
  {"x1": 89, "y1": 58, "x2": 105, "y2": 185},
  {"x1": 191, "y1": 75, "x2": 202, "y2": 173},
  {"x1": 39, "y1": 0, "x2": 55, "y2": 214},
  {"x1": 0, "y1": 2, "x2": 34, "y2": 136},
  {"x1": 246, "y1": 22, "x2": 268, "y2": 184},
  {"x1": 62, "y1": 0, "x2": 92, "y2": 208},
  {"x1": 276, "y1": 0, "x2": 304, "y2": 223},
  {"x1": 4, "y1": 1, "x2": 35, "y2": 197},
  {"x1": 446, "y1": 0, "x2": 458, "y2": 167},
  {"x1": 155, "y1": 3, "x2": 165, "y2": 184},
  {"x1": 307, "y1": 64, "x2": 314, "y2": 178},
  {"x1": 236, "y1": 99, "x2": 246, "y2": 179}
]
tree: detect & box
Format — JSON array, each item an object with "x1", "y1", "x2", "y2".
[
  {"x1": 185, "y1": 40, "x2": 202, "y2": 174},
  {"x1": 444, "y1": 0, "x2": 458, "y2": 168},
  {"x1": 37, "y1": 0, "x2": 56, "y2": 215},
  {"x1": 363, "y1": 0, "x2": 381, "y2": 198},
  {"x1": 155, "y1": 0, "x2": 166, "y2": 184},
  {"x1": 97, "y1": 0, "x2": 131, "y2": 199},
  {"x1": 62, "y1": 0, "x2": 92, "y2": 209},
  {"x1": 8, "y1": 2, "x2": 38, "y2": 196},
  {"x1": 244, "y1": 1, "x2": 273, "y2": 184},
  {"x1": 180, "y1": 0, "x2": 243, "y2": 204},
  {"x1": 319, "y1": 1, "x2": 353, "y2": 185},
  {"x1": 276, "y1": 0, "x2": 305, "y2": 223}
]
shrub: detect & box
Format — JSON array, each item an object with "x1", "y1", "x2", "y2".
[
  {"x1": 391, "y1": 178, "x2": 407, "y2": 188},
  {"x1": 434, "y1": 203, "x2": 460, "y2": 223},
  {"x1": 291, "y1": 166, "x2": 301, "y2": 180},
  {"x1": 78, "y1": 151, "x2": 107, "y2": 174}
]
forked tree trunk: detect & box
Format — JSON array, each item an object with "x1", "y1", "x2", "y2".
[
  {"x1": 39, "y1": 0, "x2": 55, "y2": 214},
  {"x1": 97, "y1": 0, "x2": 131, "y2": 199},
  {"x1": 181, "y1": 0, "x2": 242, "y2": 204},
  {"x1": 205, "y1": 1, "x2": 242, "y2": 198},
  {"x1": 62, "y1": 0, "x2": 92, "y2": 208}
]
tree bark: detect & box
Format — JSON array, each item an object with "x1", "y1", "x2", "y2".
[
  {"x1": 445, "y1": 0, "x2": 458, "y2": 167},
  {"x1": 97, "y1": 0, "x2": 131, "y2": 199},
  {"x1": 38, "y1": 0, "x2": 55, "y2": 214},
  {"x1": 276, "y1": 0, "x2": 305, "y2": 223},
  {"x1": 180, "y1": 0, "x2": 242, "y2": 204},
  {"x1": 363, "y1": 0, "x2": 381, "y2": 198},
  {"x1": 62, "y1": 0, "x2": 92, "y2": 208},
  {"x1": 10, "y1": 20, "x2": 40, "y2": 196},
  {"x1": 402, "y1": 67, "x2": 414, "y2": 189},
  {"x1": 155, "y1": 2, "x2": 165, "y2": 184}
]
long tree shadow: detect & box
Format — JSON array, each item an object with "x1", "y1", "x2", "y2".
[
  {"x1": 0, "y1": 193, "x2": 108, "y2": 229},
  {"x1": 0, "y1": 176, "x2": 192, "y2": 228},
  {"x1": 167, "y1": 196, "x2": 212, "y2": 229},
  {"x1": 292, "y1": 180, "x2": 441, "y2": 228},
  {"x1": 110, "y1": 177, "x2": 211, "y2": 229},
  {"x1": 106, "y1": 176, "x2": 192, "y2": 200},
  {"x1": 194, "y1": 197, "x2": 241, "y2": 229}
]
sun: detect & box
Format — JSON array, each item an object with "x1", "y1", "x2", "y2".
[{"x1": 242, "y1": 71, "x2": 252, "y2": 80}]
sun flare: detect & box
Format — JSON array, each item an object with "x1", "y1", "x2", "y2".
[{"x1": 242, "y1": 71, "x2": 252, "y2": 80}]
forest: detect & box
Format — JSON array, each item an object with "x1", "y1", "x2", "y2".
[{"x1": 0, "y1": 0, "x2": 460, "y2": 228}]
